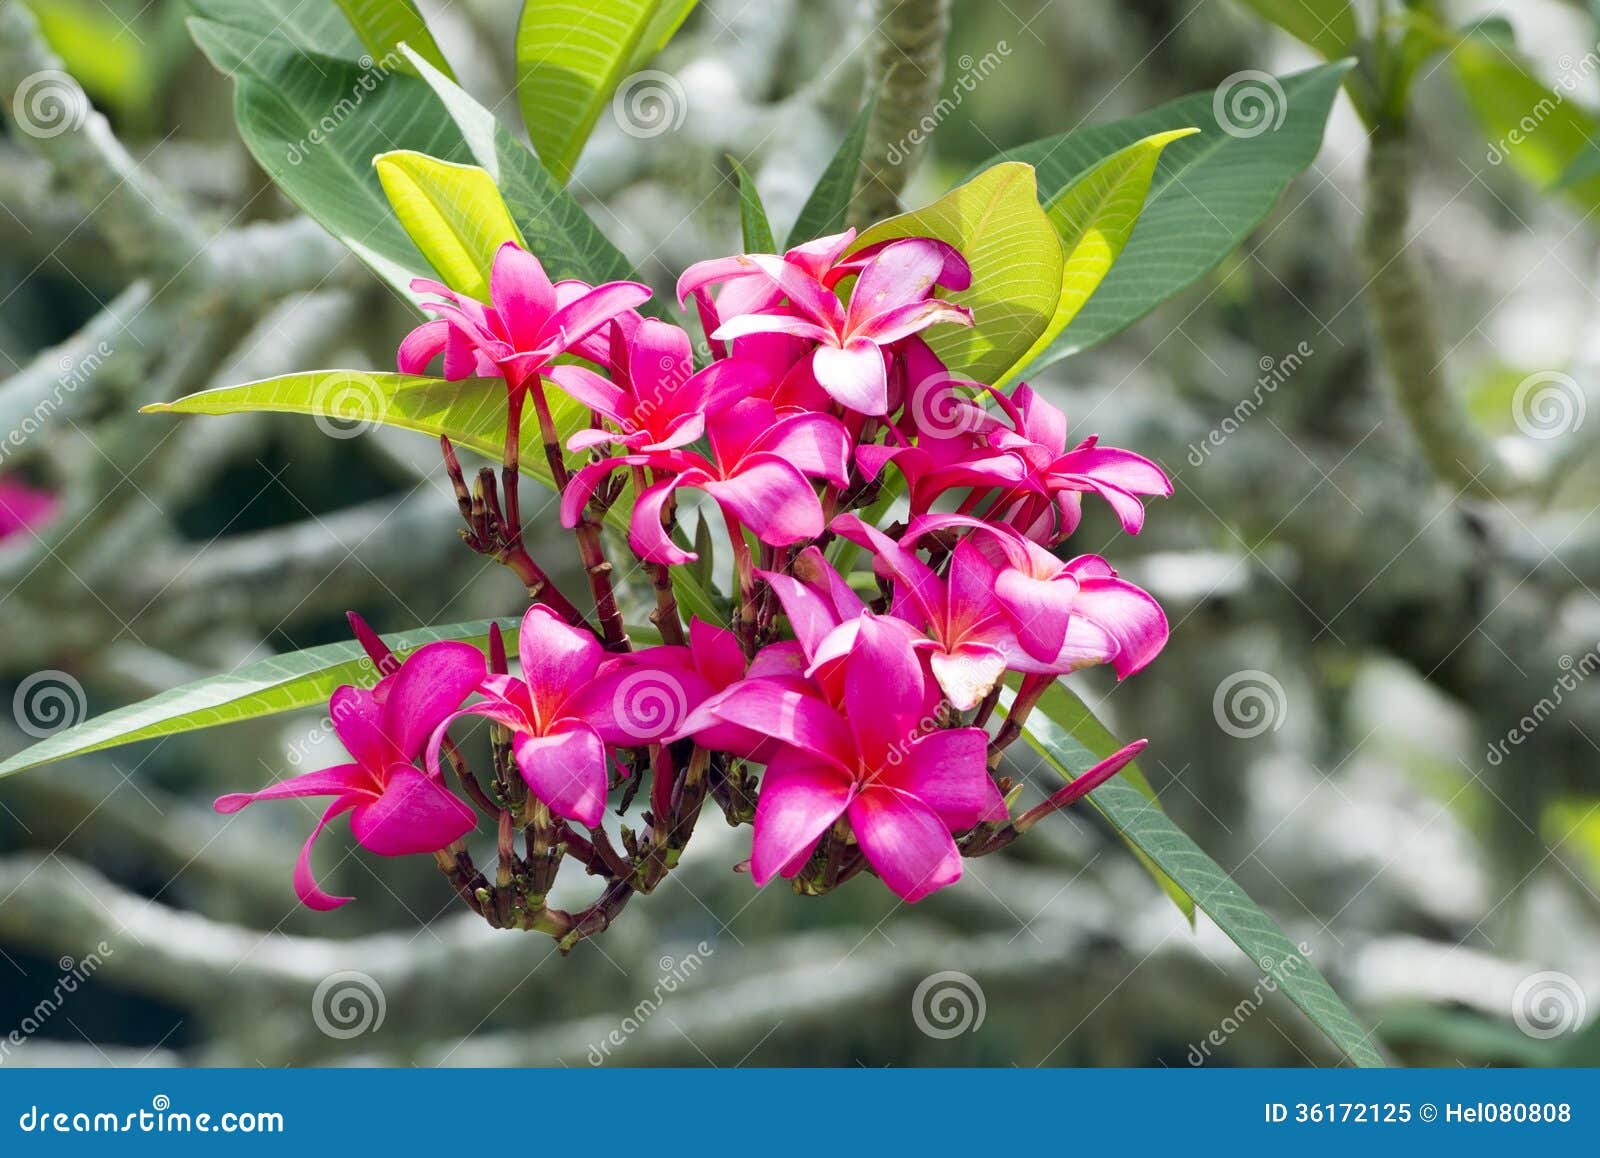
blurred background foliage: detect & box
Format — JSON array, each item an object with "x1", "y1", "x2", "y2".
[{"x1": 1, "y1": 0, "x2": 1599, "y2": 1067}]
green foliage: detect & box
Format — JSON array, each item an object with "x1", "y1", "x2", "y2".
[
  {"x1": 985, "y1": 62, "x2": 1351, "y2": 368},
  {"x1": 515, "y1": 0, "x2": 699, "y2": 184},
  {"x1": 398, "y1": 46, "x2": 637, "y2": 287},
  {"x1": 1234, "y1": 0, "x2": 1358, "y2": 59},
  {"x1": 0, "y1": 619, "x2": 514, "y2": 780},
  {"x1": 1017, "y1": 693, "x2": 1386, "y2": 1067},
  {"x1": 852, "y1": 162, "x2": 1063, "y2": 385},
  {"x1": 787, "y1": 98, "x2": 876, "y2": 246},
  {"x1": 333, "y1": 0, "x2": 454, "y2": 78},
  {"x1": 1002, "y1": 128, "x2": 1198, "y2": 384},
  {"x1": 729, "y1": 156, "x2": 777, "y2": 254},
  {"x1": 375, "y1": 152, "x2": 527, "y2": 301}
]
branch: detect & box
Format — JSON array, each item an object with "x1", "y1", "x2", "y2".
[{"x1": 848, "y1": 0, "x2": 951, "y2": 227}]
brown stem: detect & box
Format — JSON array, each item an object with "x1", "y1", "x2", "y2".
[
  {"x1": 988, "y1": 673, "x2": 1050, "y2": 769},
  {"x1": 632, "y1": 464, "x2": 685, "y2": 645}
]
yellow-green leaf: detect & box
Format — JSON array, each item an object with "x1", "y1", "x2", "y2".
[
  {"x1": 375, "y1": 152, "x2": 526, "y2": 301},
  {"x1": 1001, "y1": 128, "x2": 1198, "y2": 385},
  {"x1": 334, "y1": 0, "x2": 455, "y2": 78},
  {"x1": 515, "y1": 0, "x2": 698, "y2": 184},
  {"x1": 851, "y1": 162, "x2": 1063, "y2": 384}
]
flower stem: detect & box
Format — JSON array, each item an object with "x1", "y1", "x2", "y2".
[
  {"x1": 988, "y1": 672, "x2": 1050, "y2": 768},
  {"x1": 632, "y1": 464, "x2": 685, "y2": 645}
]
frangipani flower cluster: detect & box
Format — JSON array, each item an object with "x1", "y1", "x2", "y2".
[{"x1": 217, "y1": 230, "x2": 1171, "y2": 946}]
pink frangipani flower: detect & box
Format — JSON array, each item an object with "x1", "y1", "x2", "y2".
[
  {"x1": 705, "y1": 238, "x2": 974, "y2": 416},
  {"x1": 711, "y1": 615, "x2": 1003, "y2": 902},
  {"x1": 214, "y1": 640, "x2": 484, "y2": 910},
  {"x1": 427, "y1": 605, "x2": 711, "y2": 827},
  {"x1": 561, "y1": 398, "x2": 850, "y2": 564},
  {"x1": 551, "y1": 318, "x2": 766, "y2": 453},
  {"x1": 398, "y1": 241, "x2": 651, "y2": 394}
]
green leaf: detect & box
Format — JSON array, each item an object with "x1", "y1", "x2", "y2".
[
  {"x1": 985, "y1": 61, "x2": 1351, "y2": 369},
  {"x1": 333, "y1": 0, "x2": 454, "y2": 77},
  {"x1": 1012, "y1": 690, "x2": 1385, "y2": 1067},
  {"x1": 1000, "y1": 128, "x2": 1198, "y2": 385},
  {"x1": 188, "y1": 0, "x2": 364, "y2": 58},
  {"x1": 729, "y1": 156, "x2": 777, "y2": 253},
  {"x1": 515, "y1": 0, "x2": 694, "y2": 184},
  {"x1": 852, "y1": 162, "x2": 1063, "y2": 384},
  {"x1": 0, "y1": 619, "x2": 514, "y2": 780},
  {"x1": 1234, "y1": 0, "x2": 1357, "y2": 59},
  {"x1": 142, "y1": 372, "x2": 723, "y2": 627},
  {"x1": 625, "y1": 0, "x2": 698, "y2": 72},
  {"x1": 1454, "y1": 39, "x2": 1600, "y2": 216},
  {"x1": 399, "y1": 45, "x2": 637, "y2": 286},
  {"x1": 375, "y1": 152, "x2": 527, "y2": 301},
  {"x1": 787, "y1": 98, "x2": 875, "y2": 247},
  {"x1": 188, "y1": 18, "x2": 471, "y2": 302}
]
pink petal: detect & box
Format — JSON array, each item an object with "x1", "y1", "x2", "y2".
[
  {"x1": 994, "y1": 570, "x2": 1078, "y2": 663},
  {"x1": 629, "y1": 476, "x2": 696, "y2": 565},
  {"x1": 562, "y1": 660, "x2": 713, "y2": 745},
  {"x1": 741, "y1": 253, "x2": 846, "y2": 331},
  {"x1": 294, "y1": 796, "x2": 362, "y2": 911},
  {"x1": 489, "y1": 242, "x2": 556, "y2": 349},
  {"x1": 708, "y1": 681, "x2": 854, "y2": 769},
  {"x1": 1072, "y1": 576, "x2": 1169, "y2": 677},
  {"x1": 516, "y1": 603, "x2": 604, "y2": 725},
  {"x1": 540, "y1": 281, "x2": 654, "y2": 354},
  {"x1": 560, "y1": 456, "x2": 636, "y2": 529},
  {"x1": 852, "y1": 299, "x2": 973, "y2": 345},
  {"x1": 213, "y1": 763, "x2": 370, "y2": 814},
  {"x1": 759, "y1": 570, "x2": 842, "y2": 663},
  {"x1": 701, "y1": 456, "x2": 825, "y2": 547},
  {"x1": 628, "y1": 318, "x2": 694, "y2": 406},
  {"x1": 689, "y1": 617, "x2": 747, "y2": 688},
  {"x1": 1053, "y1": 443, "x2": 1172, "y2": 497},
  {"x1": 330, "y1": 685, "x2": 389, "y2": 771},
  {"x1": 379, "y1": 641, "x2": 487, "y2": 760},
  {"x1": 752, "y1": 413, "x2": 852, "y2": 486},
  {"x1": 513, "y1": 723, "x2": 610, "y2": 827},
  {"x1": 349, "y1": 765, "x2": 476, "y2": 855},
  {"x1": 880, "y1": 727, "x2": 995, "y2": 829},
  {"x1": 811, "y1": 341, "x2": 888, "y2": 416},
  {"x1": 675, "y1": 254, "x2": 756, "y2": 307},
  {"x1": 397, "y1": 320, "x2": 449, "y2": 374},
  {"x1": 547, "y1": 363, "x2": 627, "y2": 419},
  {"x1": 750, "y1": 751, "x2": 853, "y2": 885},
  {"x1": 712, "y1": 310, "x2": 833, "y2": 345},
  {"x1": 844, "y1": 614, "x2": 930, "y2": 763},
  {"x1": 1014, "y1": 384, "x2": 1068, "y2": 457},
  {"x1": 848, "y1": 787, "x2": 963, "y2": 903}
]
